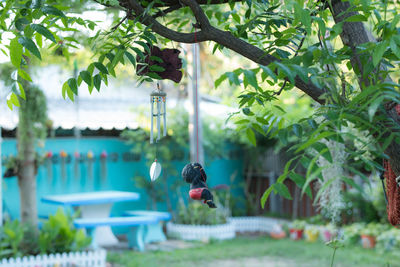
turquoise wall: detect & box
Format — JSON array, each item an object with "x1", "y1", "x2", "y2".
[{"x1": 1, "y1": 137, "x2": 244, "y2": 221}]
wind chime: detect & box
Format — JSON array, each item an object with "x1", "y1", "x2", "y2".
[
  {"x1": 137, "y1": 44, "x2": 182, "y2": 182},
  {"x1": 149, "y1": 83, "x2": 166, "y2": 182}
]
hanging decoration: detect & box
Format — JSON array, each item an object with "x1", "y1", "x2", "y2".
[
  {"x1": 148, "y1": 83, "x2": 166, "y2": 182},
  {"x1": 100, "y1": 150, "x2": 108, "y2": 181},
  {"x1": 137, "y1": 46, "x2": 183, "y2": 83},
  {"x1": 87, "y1": 150, "x2": 94, "y2": 179},
  {"x1": 60, "y1": 150, "x2": 67, "y2": 181},
  {"x1": 150, "y1": 83, "x2": 167, "y2": 144},
  {"x1": 74, "y1": 151, "x2": 80, "y2": 179},
  {"x1": 45, "y1": 151, "x2": 53, "y2": 181},
  {"x1": 383, "y1": 104, "x2": 400, "y2": 226},
  {"x1": 182, "y1": 162, "x2": 216, "y2": 208},
  {"x1": 149, "y1": 160, "x2": 162, "y2": 182}
]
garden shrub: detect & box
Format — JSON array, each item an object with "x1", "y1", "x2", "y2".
[
  {"x1": 0, "y1": 209, "x2": 91, "y2": 260},
  {"x1": 174, "y1": 197, "x2": 229, "y2": 225}
]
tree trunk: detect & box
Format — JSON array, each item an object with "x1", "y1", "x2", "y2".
[{"x1": 17, "y1": 96, "x2": 38, "y2": 226}]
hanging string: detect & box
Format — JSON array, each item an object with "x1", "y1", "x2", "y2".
[{"x1": 194, "y1": 30, "x2": 199, "y2": 163}]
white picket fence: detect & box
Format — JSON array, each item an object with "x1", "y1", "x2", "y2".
[
  {"x1": 229, "y1": 217, "x2": 287, "y2": 233},
  {"x1": 0, "y1": 249, "x2": 106, "y2": 267},
  {"x1": 166, "y1": 222, "x2": 236, "y2": 241}
]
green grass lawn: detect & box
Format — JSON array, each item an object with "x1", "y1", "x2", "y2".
[{"x1": 107, "y1": 236, "x2": 400, "y2": 267}]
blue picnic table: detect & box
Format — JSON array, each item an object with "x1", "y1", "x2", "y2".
[{"x1": 41, "y1": 190, "x2": 140, "y2": 247}]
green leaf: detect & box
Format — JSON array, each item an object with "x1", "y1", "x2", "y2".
[
  {"x1": 260, "y1": 186, "x2": 273, "y2": 209},
  {"x1": 66, "y1": 87, "x2": 74, "y2": 101},
  {"x1": 7, "y1": 92, "x2": 20, "y2": 108},
  {"x1": 292, "y1": 124, "x2": 302, "y2": 137},
  {"x1": 18, "y1": 37, "x2": 41, "y2": 60},
  {"x1": 15, "y1": 18, "x2": 30, "y2": 31},
  {"x1": 390, "y1": 39, "x2": 400, "y2": 59},
  {"x1": 125, "y1": 51, "x2": 136, "y2": 67},
  {"x1": 31, "y1": 24, "x2": 56, "y2": 43},
  {"x1": 372, "y1": 41, "x2": 387, "y2": 67},
  {"x1": 345, "y1": 14, "x2": 368, "y2": 22},
  {"x1": 243, "y1": 69, "x2": 259, "y2": 90},
  {"x1": 260, "y1": 66, "x2": 277, "y2": 82},
  {"x1": 215, "y1": 74, "x2": 227, "y2": 88},
  {"x1": 131, "y1": 47, "x2": 145, "y2": 60},
  {"x1": 275, "y1": 62, "x2": 294, "y2": 83},
  {"x1": 150, "y1": 55, "x2": 163, "y2": 63},
  {"x1": 41, "y1": 5, "x2": 65, "y2": 17},
  {"x1": 368, "y1": 96, "x2": 384, "y2": 121},
  {"x1": 18, "y1": 69, "x2": 32, "y2": 82},
  {"x1": 94, "y1": 62, "x2": 109, "y2": 74},
  {"x1": 79, "y1": 71, "x2": 92, "y2": 86},
  {"x1": 149, "y1": 65, "x2": 166, "y2": 72},
  {"x1": 295, "y1": 131, "x2": 335, "y2": 153},
  {"x1": 246, "y1": 128, "x2": 256, "y2": 146},
  {"x1": 273, "y1": 183, "x2": 292, "y2": 200},
  {"x1": 93, "y1": 74, "x2": 101, "y2": 91},
  {"x1": 289, "y1": 172, "x2": 312, "y2": 198},
  {"x1": 9, "y1": 37, "x2": 23, "y2": 68},
  {"x1": 147, "y1": 72, "x2": 162, "y2": 79},
  {"x1": 67, "y1": 78, "x2": 78, "y2": 95},
  {"x1": 62, "y1": 81, "x2": 68, "y2": 99},
  {"x1": 312, "y1": 142, "x2": 332, "y2": 163},
  {"x1": 252, "y1": 123, "x2": 265, "y2": 135},
  {"x1": 226, "y1": 71, "x2": 241, "y2": 85}
]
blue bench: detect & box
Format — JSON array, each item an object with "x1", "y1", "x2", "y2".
[
  {"x1": 124, "y1": 210, "x2": 172, "y2": 244},
  {"x1": 74, "y1": 216, "x2": 158, "y2": 251}
]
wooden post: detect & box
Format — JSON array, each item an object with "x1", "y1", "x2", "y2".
[{"x1": 187, "y1": 43, "x2": 204, "y2": 165}]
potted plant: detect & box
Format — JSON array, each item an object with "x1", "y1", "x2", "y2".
[
  {"x1": 289, "y1": 220, "x2": 305, "y2": 240},
  {"x1": 167, "y1": 199, "x2": 235, "y2": 241},
  {"x1": 360, "y1": 223, "x2": 388, "y2": 249},
  {"x1": 270, "y1": 223, "x2": 287, "y2": 239},
  {"x1": 304, "y1": 224, "x2": 320, "y2": 242}
]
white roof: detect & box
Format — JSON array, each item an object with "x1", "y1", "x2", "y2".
[{"x1": 0, "y1": 66, "x2": 236, "y2": 130}]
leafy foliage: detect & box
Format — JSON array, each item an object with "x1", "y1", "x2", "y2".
[{"x1": 0, "y1": 209, "x2": 91, "y2": 260}]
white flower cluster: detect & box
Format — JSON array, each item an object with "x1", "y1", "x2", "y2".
[{"x1": 316, "y1": 140, "x2": 347, "y2": 223}]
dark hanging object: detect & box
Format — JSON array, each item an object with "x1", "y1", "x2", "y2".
[
  {"x1": 137, "y1": 46, "x2": 183, "y2": 83},
  {"x1": 182, "y1": 162, "x2": 217, "y2": 208},
  {"x1": 384, "y1": 104, "x2": 400, "y2": 226}
]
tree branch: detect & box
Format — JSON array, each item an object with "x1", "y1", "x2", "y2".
[
  {"x1": 126, "y1": 0, "x2": 326, "y2": 104},
  {"x1": 181, "y1": 0, "x2": 211, "y2": 30},
  {"x1": 121, "y1": 0, "x2": 243, "y2": 8}
]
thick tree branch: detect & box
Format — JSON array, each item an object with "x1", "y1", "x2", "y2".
[
  {"x1": 126, "y1": 0, "x2": 326, "y2": 104},
  {"x1": 330, "y1": 0, "x2": 400, "y2": 175},
  {"x1": 127, "y1": 0, "x2": 208, "y2": 42},
  {"x1": 181, "y1": 0, "x2": 211, "y2": 30}
]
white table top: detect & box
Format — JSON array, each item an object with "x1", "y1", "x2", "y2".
[{"x1": 41, "y1": 190, "x2": 140, "y2": 206}]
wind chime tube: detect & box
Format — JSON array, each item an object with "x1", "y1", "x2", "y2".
[
  {"x1": 157, "y1": 98, "x2": 161, "y2": 141},
  {"x1": 163, "y1": 98, "x2": 167, "y2": 137},
  {"x1": 150, "y1": 97, "x2": 154, "y2": 144}
]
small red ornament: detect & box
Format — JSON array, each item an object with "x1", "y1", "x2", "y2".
[
  {"x1": 74, "y1": 151, "x2": 80, "y2": 159},
  {"x1": 46, "y1": 151, "x2": 53, "y2": 158},
  {"x1": 100, "y1": 151, "x2": 108, "y2": 159}
]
